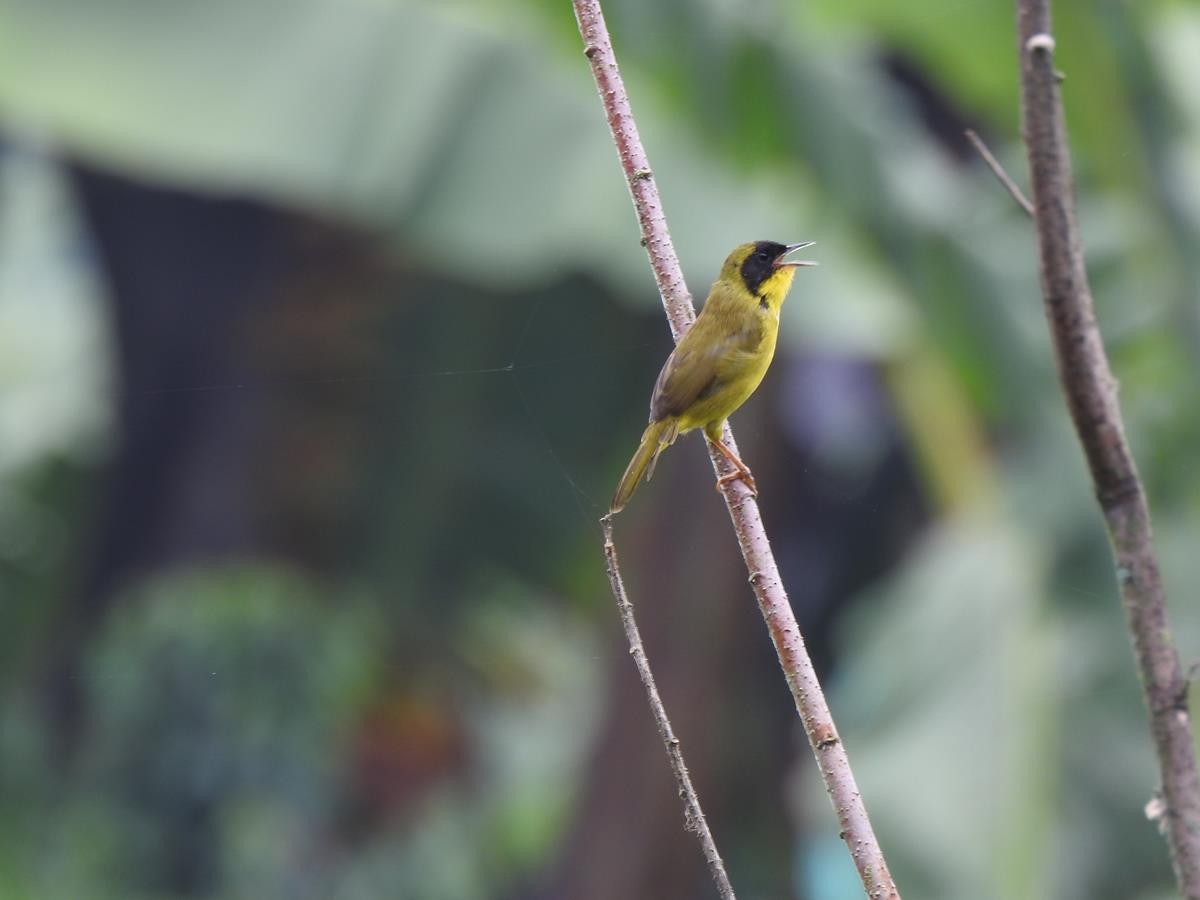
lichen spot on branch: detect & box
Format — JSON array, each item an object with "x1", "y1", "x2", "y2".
[{"x1": 1026, "y1": 33, "x2": 1056, "y2": 54}]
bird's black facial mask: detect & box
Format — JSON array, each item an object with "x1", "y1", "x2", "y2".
[{"x1": 739, "y1": 241, "x2": 789, "y2": 295}]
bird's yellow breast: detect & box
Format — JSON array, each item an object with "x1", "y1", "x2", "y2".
[{"x1": 674, "y1": 292, "x2": 780, "y2": 433}]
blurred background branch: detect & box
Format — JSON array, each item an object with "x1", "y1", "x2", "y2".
[
  {"x1": 965, "y1": 128, "x2": 1034, "y2": 217},
  {"x1": 1015, "y1": 0, "x2": 1200, "y2": 893}
]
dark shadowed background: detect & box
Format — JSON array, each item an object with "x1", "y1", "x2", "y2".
[{"x1": 2, "y1": 0, "x2": 1200, "y2": 897}]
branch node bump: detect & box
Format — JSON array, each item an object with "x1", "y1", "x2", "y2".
[
  {"x1": 817, "y1": 733, "x2": 840, "y2": 749},
  {"x1": 1186, "y1": 660, "x2": 1200, "y2": 685},
  {"x1": 1025, "y1": 32, "x2": 1056, "y2": 54},
  {"x1": 1146, "y1": 794, "x2": 1167, "y2": 823}
]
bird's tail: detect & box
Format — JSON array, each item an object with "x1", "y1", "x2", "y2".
[{"x1": 610, "y1": 419, "x2": 678, "y2": 513}]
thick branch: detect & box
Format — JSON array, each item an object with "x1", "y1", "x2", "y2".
[
  {"x1": 1015, "y1": 1, "x2": 1200, "y2": 894},
  {"x1": 600, "y1": 517, "x2": 736, "y2": 900},
  {"x1": 573, "y1": 2, "x2": 900, "y2": 897}
]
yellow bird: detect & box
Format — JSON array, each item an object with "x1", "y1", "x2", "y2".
[{"x1": 610, "y1": 240, "x2": 815, "y2": 514}]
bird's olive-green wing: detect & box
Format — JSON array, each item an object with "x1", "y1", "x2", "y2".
[
  {"x1": 649, "y1": 289, "x2": 759, "y2": 421},
  {"x1": 649, "y1": 340, "x2": 721, "y2": 421}
]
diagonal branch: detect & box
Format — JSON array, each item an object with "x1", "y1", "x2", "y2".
[
  {"x1": 573, "y1": 2, "x2": 900, "y2": 897},
  {"x1": 600, "y1": 516, "x2": 736, "y2": 900},
  {"x1": 965, "y1": 128, "x2": 1035, "y2": 218},
  {"x1": 1014, "y1": 1, "x2": 1200, "y2": 894}
]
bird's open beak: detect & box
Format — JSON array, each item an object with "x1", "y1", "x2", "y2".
[{"x1": 774, "y1": 241, "x2": 817, "y2": 268}]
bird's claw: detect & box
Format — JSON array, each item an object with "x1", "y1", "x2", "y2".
[{"x1": 716, "y1": 468, "x2": 758, "y2": 497}]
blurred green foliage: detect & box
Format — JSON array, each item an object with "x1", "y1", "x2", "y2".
[{"x1": 2, "y1": 0, "x2": 1200, "y2": 898}]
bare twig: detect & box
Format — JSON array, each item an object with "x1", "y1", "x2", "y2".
[
  {"x1": 600, "y1": 516, "x2": 736, "y2": 900},
  {"x1": 965, "y1": 128, "x2": 1035, "y2": 218},
  {"x1": 573, "y1": 1, "x2": 900, "y2": 897},
  {"x1": 1014, "y1": 1, "x2": 1200, "y2": 894}
]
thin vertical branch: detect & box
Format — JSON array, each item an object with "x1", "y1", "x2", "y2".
[
  {"x1": 573, "y1": 2, "x2": 900, "y2": 897},
  {"x1": 600, "y1": 516, "x2": 736, "y2": 900},
  {"x1": 1014, "y1": 1, "x2": 1200, "y2": 894}
]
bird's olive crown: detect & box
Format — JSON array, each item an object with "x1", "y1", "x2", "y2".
[{"x1": 729, "y1": 240, "x2": 789, "y2": 296}]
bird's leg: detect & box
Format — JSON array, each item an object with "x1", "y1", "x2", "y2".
[{"x1": 706, "y1": 433, "x2": 758, "y2": 497}]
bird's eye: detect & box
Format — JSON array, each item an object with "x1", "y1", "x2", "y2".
[{"x1": 756, "y1": 251, "x2": 769, "y2": 261}]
